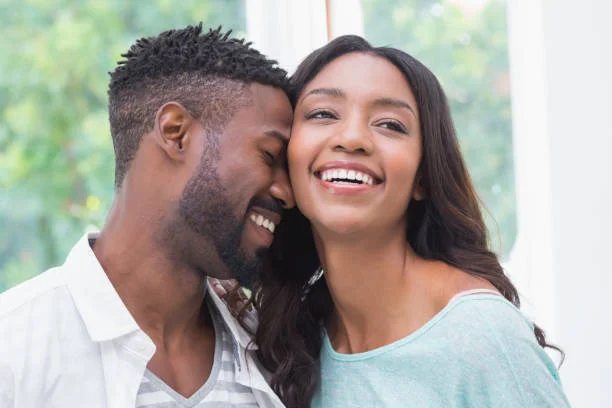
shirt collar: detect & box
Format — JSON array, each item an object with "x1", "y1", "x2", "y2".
[
  {"x1": 206, "y1": 279, "x2": 258, "y2": 350},
  {"x1": 66, "y1": 232, "x2": 141, "y2": 342},
  {"x1": 65, "y1": 232, "x2": 256, "y2": 348}
]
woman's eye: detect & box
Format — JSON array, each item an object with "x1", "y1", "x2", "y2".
[
  {"x1": 378, "y1": 120, "x2": 408, "y2": 134},
  {"x1": 305, "y1": 110, "x2": 337, "y2": 120}
]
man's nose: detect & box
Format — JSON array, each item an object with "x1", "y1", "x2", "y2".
[{"x1": 269, "y1": 167, "x2": 295, "y2": 209}]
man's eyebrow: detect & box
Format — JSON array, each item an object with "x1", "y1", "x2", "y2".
[
  {"x1": 373, "y1": 97, "x2": 417, "y2": 117},
  {"x1": 264, "y1": 130, "x2": 289, "y2": 144}
]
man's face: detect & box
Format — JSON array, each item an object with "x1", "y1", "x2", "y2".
[{"x1": 179, "y1": 83, "x2": 294, "y2": 286}]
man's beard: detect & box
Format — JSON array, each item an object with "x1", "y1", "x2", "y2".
[{"x1": 178, "y1": 153, "x2": 265, "y2": 287}]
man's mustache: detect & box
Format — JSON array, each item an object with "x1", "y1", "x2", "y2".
[{"x1": 248, "y1": 197, "x2": 283, "y2": 216}]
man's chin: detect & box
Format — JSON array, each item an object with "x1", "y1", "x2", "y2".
[
  {"x1": 233, "y1": 265, "x2": 259, "y2": 289},
  {"x1": 232, "y1": 246, "x2": 268, "y2": 288}
]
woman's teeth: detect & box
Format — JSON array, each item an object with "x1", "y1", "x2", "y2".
[
  {"x1": 319, "y1": 169, "x2": 375, "y2": 185},
  {"x1": 249, "y1": 213, "x2": 275, "y2": 233}
]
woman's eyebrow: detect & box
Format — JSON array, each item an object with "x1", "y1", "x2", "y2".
[
  {"x1": 372, "y1": 97, "x2": 417, "y2": 118},
  {"x1": 302, "y1": 87, "x2": 346, "y2": 101},
  {"x1": 301, "y1": 89, "x2": 416, "y2": 118}
]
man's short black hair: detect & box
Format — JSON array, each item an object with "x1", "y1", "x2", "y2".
[{"x1": 108, "y1": 23, "x2": 289, "y2": 188}]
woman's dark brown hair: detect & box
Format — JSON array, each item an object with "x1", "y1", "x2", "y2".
[{"x1": 254, "y1": 34, "x2": 560, "y2": 408}]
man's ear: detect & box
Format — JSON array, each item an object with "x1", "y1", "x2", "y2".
[{"x1": 154, "y1": 102, "x2": 195, "y2": 162}]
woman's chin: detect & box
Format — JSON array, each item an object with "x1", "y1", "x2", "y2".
[{"x1": 311, "y1": 217, "x2": 373, "y2": 239}]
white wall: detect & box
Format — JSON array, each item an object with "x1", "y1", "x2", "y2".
[
  {"x1": 246, "y1": 0, "x2": 327, "y2": 73},
  {"x1": 546, "y1": 0, "x2": 612, "y2": 406},
  {"x1": 509, "y1": 1, "x2": 612, "y2": 406},
  {"x1": 245, "y1": 0, "x2": 363, "y2": 74}
]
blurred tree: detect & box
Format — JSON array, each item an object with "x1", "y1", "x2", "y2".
[
  {"x1": 0, "y1": 0, "x2": 246, "y2": 291},
  {"x1": 361, "y1": 0, "x2": 516, "y2": 255},
  {"x1": 0, "y1": 0, "x2": 515, "y2": 291}
]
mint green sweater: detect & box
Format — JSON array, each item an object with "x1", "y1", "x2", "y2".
[{"x1": 312, "y1": 294, "x2": 570, "y2": 407}]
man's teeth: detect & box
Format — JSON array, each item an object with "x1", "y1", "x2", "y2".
[
  {"x1": 320, "y1": 169, "x2": 375, "y2": 185},
  {"x1": 249, "y1": 213, "x2": 276, "y2": 233}
]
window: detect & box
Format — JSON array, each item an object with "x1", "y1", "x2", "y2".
[
  {"x1": 0, "y1": 0, "x2": 516, "y2": 291},
  {"x1": 359, "y1": 0, "x2": 516, "y2": 256},
  {"x1": 0, "y1": 0, "x2": 246, "y2": 291}
]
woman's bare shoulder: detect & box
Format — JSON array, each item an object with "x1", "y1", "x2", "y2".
[{"x1": 418, "y1": 260, "x2": 499, "y2": 309}]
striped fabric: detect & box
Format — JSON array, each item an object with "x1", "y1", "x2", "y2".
[{"x1": 135, "y1": 300, "x2": 259, "y2": 407}]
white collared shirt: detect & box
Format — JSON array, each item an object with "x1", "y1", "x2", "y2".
[{"x1": 0, "y1": 233, "x2": 284, "y2": 408}]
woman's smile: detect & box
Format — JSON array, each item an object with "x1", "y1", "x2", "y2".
[{"x1": 313, "y1": 160, "x2": 383, "y2": 195}]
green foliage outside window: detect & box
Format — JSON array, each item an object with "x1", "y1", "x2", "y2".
[
  {"x1": 0, "y1": 0, "x2": 515, "y2": 291},
  {"x1": 0, "y1": 0, "x2": 246, "y2": 291},
  {"x1": 361, "y1": 0, "x2": 516, "y2": 256}
]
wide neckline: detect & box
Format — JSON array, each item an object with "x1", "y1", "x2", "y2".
[{"x1": 323, "y1": 291, "x2": 506, "y2": 362}]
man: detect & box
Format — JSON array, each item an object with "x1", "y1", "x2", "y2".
[{"x1": 0, "y1": 24, "x2": 293, "y2": 407}]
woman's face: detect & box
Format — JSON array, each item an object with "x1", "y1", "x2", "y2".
[{"x1": 288, "y1": 52, "x2": 423, "y2": 237}]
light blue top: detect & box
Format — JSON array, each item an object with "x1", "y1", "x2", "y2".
[{"x1": 312, "y1": 293, "x2": 571, "y2": 408}]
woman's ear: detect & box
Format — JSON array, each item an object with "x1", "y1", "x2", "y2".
[{"x1": 413, "y1": 173, "x2": 426, "y2": 201}]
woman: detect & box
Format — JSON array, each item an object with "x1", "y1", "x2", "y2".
[{"x1": 255, "y1": 35, "x2": 570, "y2": 407}]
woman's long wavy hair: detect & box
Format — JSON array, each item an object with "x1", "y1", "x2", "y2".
[{"x1": 254, "y1": 35, "x2": 561, "y2": 408}]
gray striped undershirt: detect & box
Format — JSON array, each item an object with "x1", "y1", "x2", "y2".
[{"x1": 135, "y1": 298, "x2": 258, "y2": 407}]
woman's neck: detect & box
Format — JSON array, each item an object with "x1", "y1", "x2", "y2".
[{"x1": 315, "y1": 227, "x2": 438, "y2": 354}]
